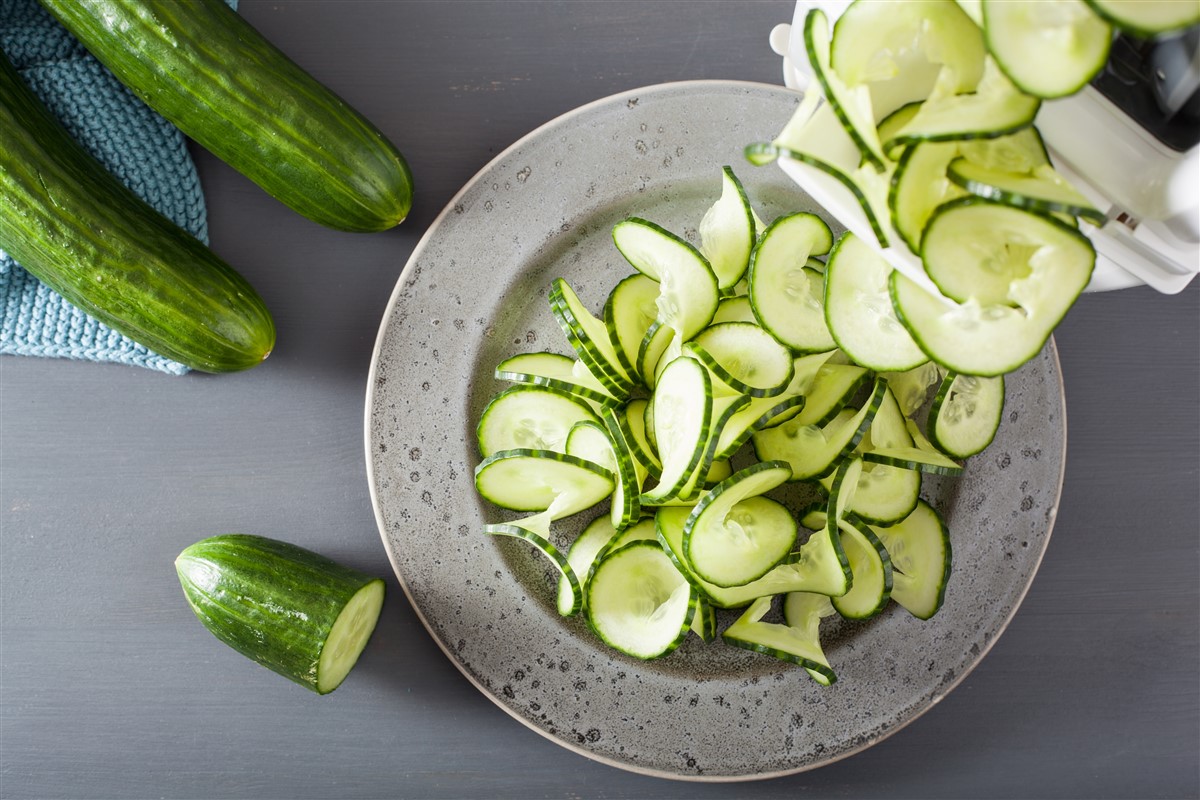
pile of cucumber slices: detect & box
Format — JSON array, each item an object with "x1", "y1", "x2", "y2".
[
  {"x1": 473, "y1": 164, "x2": 993, "y2": 684},
  {"x1": 473, "y1": 0, "x2": 1197, "y2": 683}
]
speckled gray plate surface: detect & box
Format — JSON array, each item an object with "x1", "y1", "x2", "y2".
[{"x1": 365, "y1": 80, "x2": 1066, "y2": 781}]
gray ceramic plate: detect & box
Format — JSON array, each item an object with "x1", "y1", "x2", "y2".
[{"x1": 365, "y1": 80, "x2": 1066, "y2": 781}]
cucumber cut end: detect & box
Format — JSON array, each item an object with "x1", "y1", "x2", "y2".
[{"x1": 317, "y1": 578, "x2": 386, "y2": 694}]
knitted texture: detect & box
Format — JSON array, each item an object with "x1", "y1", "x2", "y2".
[{"x1": 0, "y1": 0, "x2": 236, "y2": 375}]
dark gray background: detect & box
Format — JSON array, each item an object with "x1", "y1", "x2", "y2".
[{"x1": 2, "y1": 2, "x2": 1197, "y2": 798}]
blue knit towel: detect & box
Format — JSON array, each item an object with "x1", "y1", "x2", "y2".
[{"x1": 0, "y1": 0, "x2": 236, "y2": 375}]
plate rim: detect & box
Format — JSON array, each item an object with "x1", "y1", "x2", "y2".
[{"x1": 363, "y1": 79, "x2": 1068, "y2": 782}]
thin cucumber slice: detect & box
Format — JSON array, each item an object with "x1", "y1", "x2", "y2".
[
  {"x1": 477, "y1": 384, "x2": 600, "y2": 458},
  {"x1": 888, "y1": 140, "x2": 966, "y2": 253},
  {"x1": 877, "y1": 101, "x2": 922, "y2": 158},
  {"x1": 983, "y1": 0, "x2": 1112, "y2": 99},
  {"x1": 788, "y1": 362, "x2": 869, "y2": 427},
  {"x1": 698, "y1": 166, "x2": 758, "y2": 291},
  {"x1": 687, "y1": 322, "x2": 795, "y2": 398},
  {"x1": 1084, "y1": 0, "x2": 1200, "y2": 35},
  {"x1": 557, "y1": 514, "x2": 620, "y2": 616},
  {"x1": 494, "y1": 352, "x2": 618, "y2": 409},
  {"x1": 946, "y1": 157, "x2": 1106, "y2": 225},
  {"x1": 611, "y1": 217, "x2": 719, "y2": 341},
  {"x1": 929, "y1": 371, "x2": 1006, "y2": 458},
  {"x1": 669, "y1": 392, "x2": 752, "y2": 504},
  {"x1": 723, "y1": 594, "x2": 837, "y2": 685},
  {"x1": 585, "y1": 540, "x2": 696, "y2": 660},
  {"x1": 887, "y1": 58, "x2": 1041, "y2": 146},
  {"x1": 474, "y1": 448, "x2": 615, "y2": 516},
  {"x1": 549, "y1": 279, "x2": 635, "y2": 395},
  {"x1": 619, "y1": 398, "x2": 661, "y2": 477},
  {"x1": 684, "y1": 461, "x2": 795, "y2": 588},
  {"x1": 831, "y1": 0, "x2": 986, "y2": 118},
  {"x1": 783, "y1": 592, "x2": 840, "y2": 685},
  {"x1": 881, "y1": 361, "x2": 946, "y2": 418},
  {"x1": 799, "y1": 509, "x2": 894, "y2": 620},
  {"x1": 603, "y1": 273, "x2": 661, "y2": 382},
  {"x1": 640, "y1": 357, "x2": 712, "y2": 504},
  {"x1": 867, "y1": 501, "x2": 952, "y2": 619},
  {"x1": 862, "y1": 442, "x2": 964, "y2": 476},
  {"x1": 958, "y1": 127, "x2": 1051, "y2": 173},
  {"x1": 656, "y1": 506, "x2": 851, "y2": 608},
  {"x1": 748, "y1": 212, "x2": 838, "y2": 353},
  {"x1": 565, "y1": 419, "x2": 617, "y2": 473},
  {"x1": 712, "y1": 295, "x2": 757, "y2": 324},
  {"x1": 636, "y1": 321, "x2": 675, "y2": 389},
  {"x1": 712, "y1": 351, "x2": 838, "y2": 456},
  {"x1": 804, "y1": 8, "x2": 888, "y2": 170},
  {"x1": 752, "y1": 378, "x2": 887, "y2": 481},
  {"x1": 486, "y1": 521, "x2": 582, "y2": 617},
  {"x1": 895, "y1": 200, "x2": 1094, "y2": 376},
  {"x1": 747, "y1": 89, "x2": 892, "y2": 248},
  {"x1": 824, "y1": 233, "x2": 928, "y2": 372},
  {"x1": 568, "y1": 415, "x2": 642, "y2": 531},
  {"x1": 690, "y1": 596, "x2": 718, "y2": 641}
]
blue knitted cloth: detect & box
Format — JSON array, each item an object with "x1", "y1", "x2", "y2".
[{"x1": 0, "y1": 0, "x2": 236, "y2": 375}]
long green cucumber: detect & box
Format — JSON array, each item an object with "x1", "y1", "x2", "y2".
[
  {"x1": 40, "y1": 0, "x2": 413, "y2": 233},
  {"x1": 0, "y1": 50, "x2": 274, "y2": 373},
  {"x1": 175, "y1": 534, "x2": 386, "y2": 695}
]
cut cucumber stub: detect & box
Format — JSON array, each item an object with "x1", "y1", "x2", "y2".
[
  {"x1": 175, "y1": 535, "x2": 386, "y2": 695},
  {"x1": 748, "y1": 212, "x2": 838, "y2": 353},
  {"x1": 722, "y1": 594, "x2": 837, "y2": 685},
  {"x1": 687, "y1": 322, "x2": 795, "y2": 397},
  {"x1": 888, "y1": 139, "x2": 967, "y2": 253},
  {"x1": 929, "y1": 371, "x2": 1006, "y2": 458},
  {"x1": 477, "y1": 384, "x2": 600, "y2": 458},
  {"x1": 603, "y1": 273, "x2": 661, "y2": 382},
  {"x1": 946, "y1": 157, "x2": 1106, "y2": 225},
  {"x1": 831, "y1": 0, "x2": 986, "y2": 117},
  {"x1": 1084, "y1": 0, "x2": 1200, "y2": 36},
  {"x1": 474, "y1": 448, "x2": 615, "y2": 516},
  {"x1": 611, "y1": 217, "x2": 719, "y2": 341},
  {"x1": 866, "y1": 501, "x2": 952, "y2": 619},
  {"x1": 804, "y1": 7, "x2": 888, "y2": 170},
  {"x1": 825, "y1": 232, "x2": 928, "y2": 372},
  {"x1": 640, "y1": 356, "x2": 712, "y2": 504},
  {"x1": 698, "y1": 166, "x2": 758, "y2": 291},
  {"x1": 684, "y1": 461, "x2": 795, "y2": 588},
  {"x1": 585, "y1": 540, "x2": 696, "y2": 660},
  {"x1": 494, "y1": 352, "x2": 618, "y2": 409},
  {"x1": 887, "y1": 58, "x2": 1041, "y2": 146},
  {"x1": 983, "y1": 0, "x2": 1112, "y2": 99}
]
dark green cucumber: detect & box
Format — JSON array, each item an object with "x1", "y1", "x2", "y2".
[
  {"x1": 0, "y1": 50, "x2": 274, "y2": 373},
  {"x1": 40, "y1": 0, "x2": 413, "y2": 233},
  {"x1": 175, "y1": 534, "x2": 385, "y2": 695}
]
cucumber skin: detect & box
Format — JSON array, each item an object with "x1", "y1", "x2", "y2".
[
  {"x1": 0, "y1": 51, "x2": 274, "y2": 373},
  {"x1": 41, "y1": 0, "x2": 413, "y2": 233},
  {"x1": 175, "y1": 534, "x2": 384, "y2": 694}
]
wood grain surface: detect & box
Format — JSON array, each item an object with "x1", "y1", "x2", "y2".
[{"x1": 1, "y1": 2, "x2": 1197, "y2": 798}]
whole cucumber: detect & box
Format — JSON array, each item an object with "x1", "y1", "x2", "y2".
[
  {"x1": 0, "y1": 50, "x2": 275, "y2": 373},
  {"x1": 41, "y1": 0, "x2": 414, "y2": 233}
]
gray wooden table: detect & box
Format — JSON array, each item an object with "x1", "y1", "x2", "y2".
[{"x1": 2, "y1": 2, "x2": 1197, "y2": 798}]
